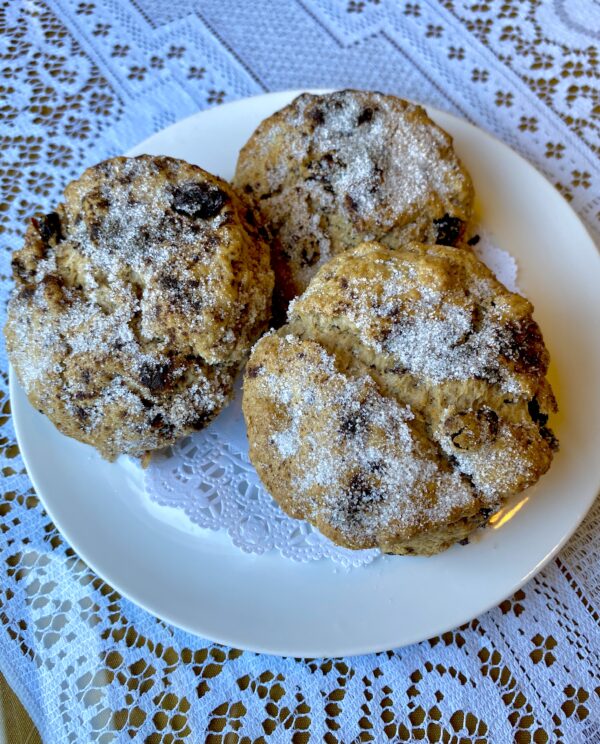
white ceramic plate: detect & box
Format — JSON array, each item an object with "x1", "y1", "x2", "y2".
[{"x1": 10, "y1": 91, "x2": 600, "y2": 657}]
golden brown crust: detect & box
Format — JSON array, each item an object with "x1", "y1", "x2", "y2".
[
  {"x1": 5, "y1": 155, "x2": 274, "y2": 460},
  {"x1": 234, "y1": 90, "x2": 474, "y2": 313},
  {"x1": 243, "y1": 242, "x2": 558, "y2": 555}
]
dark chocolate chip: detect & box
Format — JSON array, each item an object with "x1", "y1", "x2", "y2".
[
  {"x1": 433, "y1": 214, "x2": 464, "y2": 246},
  {"x1": 150, "y1": 413, "x2": 174, "y2": 436},
  {"x1": 309, "y1": 107, "x2": 325, "y2": 125},
  {"x1": 527, "y1": 397, "x2": 548, "y2": 427},
  {"x1": 150, "y1": 413, "x2": 164, "y2": 429},
  {"x1": 341, "y1": 472, "x2": 384, "y2": 522},
  {"x1": 540, "y1": 426, "x2": 559, "y2": 451},
  {"x1": 339, "y1": 416, "x2": 359, "y2": 437},
  {"x1": 346, "y1": 472, "x2": 374, "y2": 501},
  {"x1": 462, "y1": 471, "x2": 476, "y2": 489},
  {"x1": 339, "y1": 406, "x2": 369, "y2": 438},
  {"x1": 11, "y1": 257, "x2": 28, "y2": 281},
  {"x1": 357, "y1": 107, "x2": 374, "y2": 125},
  {"x1": 37, "y1": 212, "x2": 63, "y2": 243},
  {"x1": 18, "y1": 286, "x2": 35, "y2": 301},
  {"x1": 459, "y1": 537, "x2": 470, "y2": 546},
  {"x1": 475, "y1": 366, "x2": 501, "y2": 385},
  {"x1": 471, "y1": 305, "x2": 483, "y2": 333},
  {"x1": 190, "y1": 413, "x2": 210, "y2": 431},
  {"x1": 139, "y1": 362, "x2": 171, "y2": 391},
  {"x1": 499, "y1": 319, "x2": 544, "y2": 372},
  {"x1": 299, "y1": 245, "x2": 320, "y2": 268},
  {"x1": 369, "y1": 460, "x2": 386, "y2": 475},
  {"x1": 344, "y1": 194, "x2": 359, "y2": 213},
  {"x1": 448, "y1": 407, "x2": 499, "y2": 450},
  {"x1": 479, "y1": 407, "x2": 499, "y2": 438},
  {"x1": 467, "y1": 234, "x2": 480, "y2": 246},
  {"x1": 340, "y1": 277, "x2": 348, "y2": 289},
  {"x1": 75, "y1": 406, "x2": 88, "y2": 421},
  {"x1": 479, "y1": 507, "x2": 494, "y2": 519},
  {"x1": 172, "y1": 182, "x2": 228, "y2": 219},
  {"x1": 205, "y1": 235, "x2": 221, "y2": 252},
  {"x1": 159, "y1": 274, "x2": 181, "y2": 291}
]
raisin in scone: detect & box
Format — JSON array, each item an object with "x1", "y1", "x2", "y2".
[
  {"x1": 234, "y1": 89, "x2": 474, "y2": 312},
  {"x1": 5, "y1": 155, "x2": 274, "y2": 461},
  {"x1": 243, "y1": 242, "x2": 558, "y2": 555}
]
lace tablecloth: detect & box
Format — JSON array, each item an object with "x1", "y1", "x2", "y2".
[{"x1": 2, "y1": 1, "x2": 599, "y2": 741}]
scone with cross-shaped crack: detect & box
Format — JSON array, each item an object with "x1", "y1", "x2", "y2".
[{"x1": 242, "y1": 241, "x2": 558, "y2": 555}]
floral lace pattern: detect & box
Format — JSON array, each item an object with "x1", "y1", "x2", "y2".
[{"x1": 1, "y1": 1, "x2": 598, "y2": 741}]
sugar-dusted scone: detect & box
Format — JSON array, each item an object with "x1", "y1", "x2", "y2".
[
  {"x1": 5, "y1": 155, "x2": 274, "y2": 461},
  {"x1": 243, "y1": 242, "x2": 558, "y2": 555},
  {"x1": 234, "y1": 89, "x2": 474, "y2": 312}
]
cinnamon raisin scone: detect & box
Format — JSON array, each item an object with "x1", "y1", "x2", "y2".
[
  {"x1": 243, "y1": 242, "x2": 558, "y2": 555},
  {"x1": 234, "y1": 89, "x2": 474, "y2": 312},
  {"x1": 5, "y1": 155, "x2": 274, "y2": 460}
]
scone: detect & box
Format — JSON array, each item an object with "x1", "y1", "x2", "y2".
[
  {"x1": 234, "y1": 89, "x2": 474, "y2": 312},
  {"x1": 5, "y1": 155, "x2": 274, "y2": 461},
  {"x1": 243, "y1": 242, "x2": 558, "y2": 555}
]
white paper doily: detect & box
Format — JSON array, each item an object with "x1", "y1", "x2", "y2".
[
  {"x1": 145, "y1": 384, "x2": 379, "y2": 568},
  {"x1": 144, "y1": 230, "x2": 519, "y2": 566}
]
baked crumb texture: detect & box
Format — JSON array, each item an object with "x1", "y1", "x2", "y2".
[
  {"x1": 243, "y1": 242, "x2": 558, "y2": 556},
  {"x1": 234, "y1": 89, "x2": 474, "y2": 315},
  {"x1": 5, "y1": 155, "x2": 274, "y2": 460}
]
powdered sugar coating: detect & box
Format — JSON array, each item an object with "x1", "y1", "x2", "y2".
[
  {"x1": 244, "y1": 333, "x2": 477, "y2": 549},
  {"x1": 293, "y1": 243, "x2": 537, "y2": 396},
  {"x1": 283, "y1": 93, "x2": 460, "y2": 223}
]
